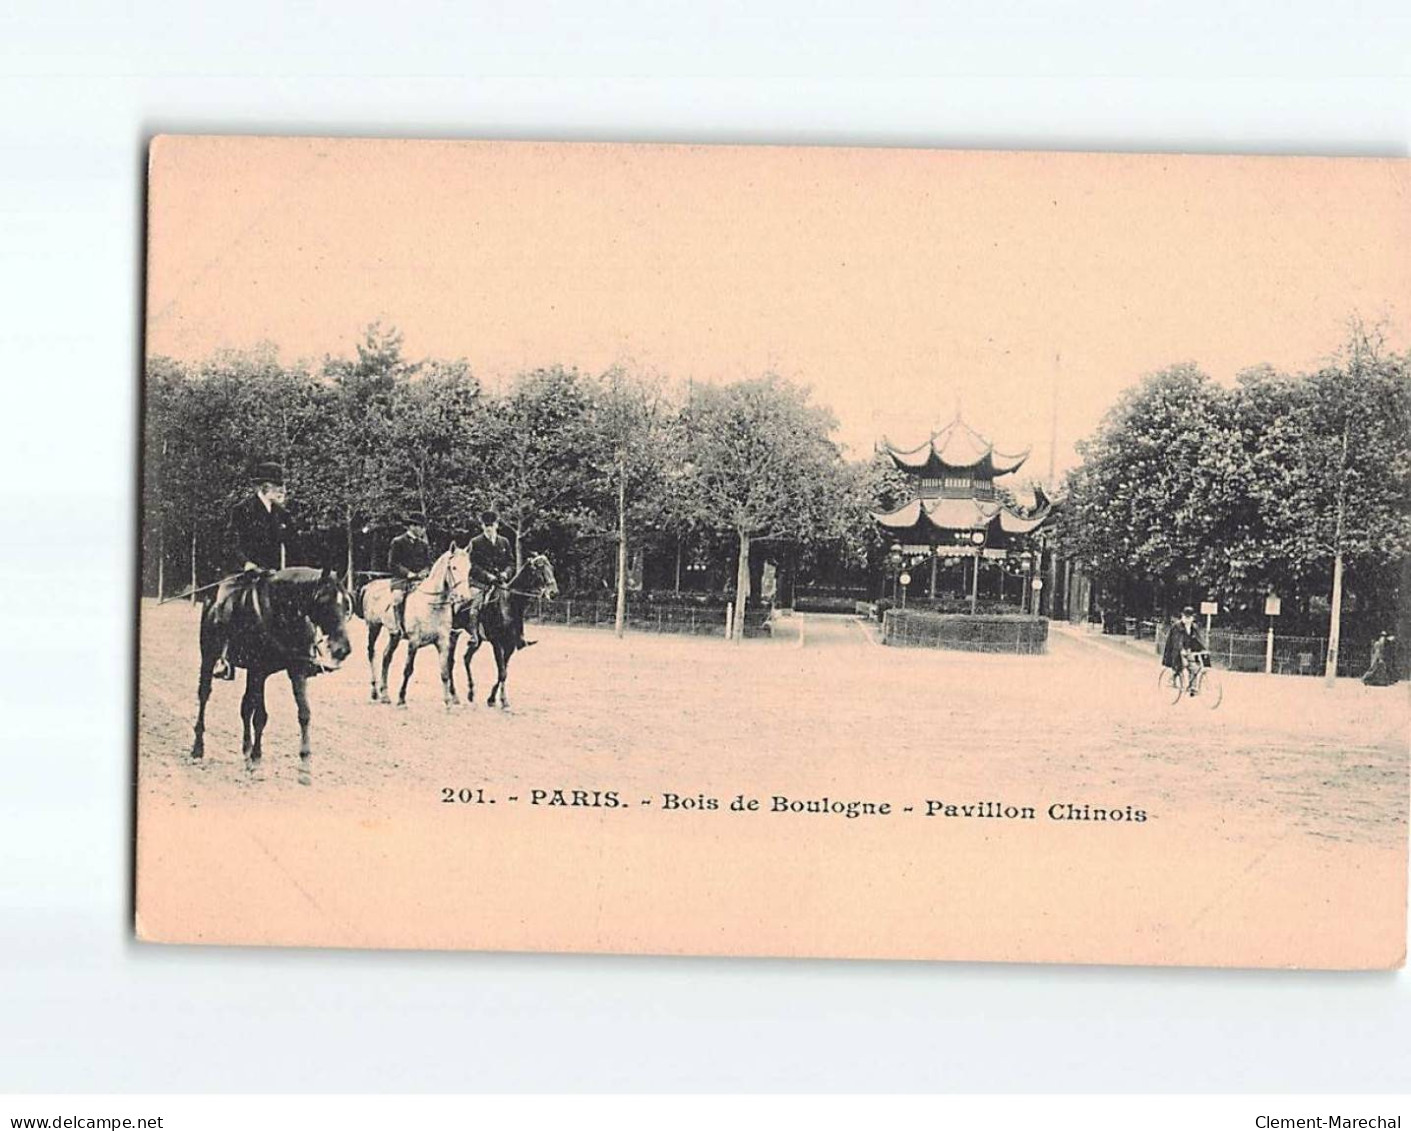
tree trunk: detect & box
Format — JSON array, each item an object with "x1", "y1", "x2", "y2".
[
  {"x1": 733, "y1": 529, "x2": 751, "y2": 642},
  {"x1": 929, "y1": 552, "x2": 937, "y2": 598},
  {"x1": 190, "y1": 526, "x2": 198, "y2": 604},
  {"x1": 614, "y1": 458, "x2": 627, "y2": 639},
  {"x1": 1325, "y1": 549, "x2": 1345, "y2": 685},
  {"x1": 673, "y1": 536, "x2": 682, "y2": 594},
  {"x1": 156, "y1": 517, "x2": 166, "y2": 601},
  {"x1": 345, "y1": 505, "x2": 355, "y2": 589},
  {"x1": 1324, "y1": 421, "x2": 1351, "y2": 685},
  {"x1": 514, "y1": 526, "x2": 523, "y2": 572}
]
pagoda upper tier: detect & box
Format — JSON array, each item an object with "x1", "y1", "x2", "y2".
[
  {"x1": 872, "y1": 416, "x2": 1051, "y2": 545},
  {"x1": 881, "y1": 417, "x2": 1031, "y2": 482}
]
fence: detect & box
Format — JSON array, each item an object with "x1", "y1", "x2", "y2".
[
  {"x1": 1154, "y1": 625, "x2": 1375, "y2": 677},
  {"x1": 881, "y1": 610, "x2": 1049, "y2": 655},
  {"x1": 525, "y1": 597, "x2": 773, "y2": 638}
]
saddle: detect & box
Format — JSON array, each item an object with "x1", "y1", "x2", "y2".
[{"x1": 210, "y1": 570, "x2": 273, "y2": 632}]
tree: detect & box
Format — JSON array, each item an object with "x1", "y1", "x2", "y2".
[
  {"x1": 478, "y1": 366, "x2": 598, "y2": 570},
  {"x1": 677, "y1": 376, "x2": 854, "y2": 641},
  {"x1": 1059, "y1": 363, "x2": 1234, "y2": 615},
  {"x1": 583, "y1": 367, "x2": 675, "y2": 636},
  {"x1": 1291, "y1": 324, "x2": 1411, "y2": 681}
]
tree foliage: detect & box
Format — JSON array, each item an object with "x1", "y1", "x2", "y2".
[{"x1": 1059, "y1": 329, "x2": 1411, "y2": 628}]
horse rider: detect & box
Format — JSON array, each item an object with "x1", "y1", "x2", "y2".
[
  {"x1": 210, "y1": 462, "x2": 291, "y2": 680},
  {"x1": 1161, "y1": 605, "x2": 1208, "y2": 695},
  {"x1": 466, "y1": 510, "x2": 531, "y2": 649},
  {"x1": 387, "y1": 510, "x2": 432, "y2": 637}
]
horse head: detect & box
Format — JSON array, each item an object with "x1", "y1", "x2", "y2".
[
  {"x1": 526, "y1": 553, "x2": 559, "y2": 600},
  {"x1": 306, "y1": 567, "x2": 354, "y2": 672},
  {"x1": 441, "y1": 545, "x2": 476, "y2": 607}
]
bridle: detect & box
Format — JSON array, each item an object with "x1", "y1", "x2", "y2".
[{"x1": 414, "y1": 549, "x2": 473, "y2": 609}]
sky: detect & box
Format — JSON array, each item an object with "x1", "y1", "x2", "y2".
[{"x1": 146, "y1": 137, "x2": 1411, "y2": 479}]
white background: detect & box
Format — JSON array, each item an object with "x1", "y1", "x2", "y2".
[{"x1": 1, "y1": 0, "x2": 1408, "y2": 1094}]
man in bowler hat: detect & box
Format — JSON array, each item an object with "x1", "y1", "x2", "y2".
[{"x1": 387, "y1": 510, "x2": 432, "y2": 637}]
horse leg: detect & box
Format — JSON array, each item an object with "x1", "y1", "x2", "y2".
[
  {"x1": 463, "y1": 637, "x2": 478, "y2": 704},
  {"x1": 437, "y1": 636, "x2": 455, "y2": 709},
  {"x1": 191, "y1": 627, "x2": 219, "y2": 761},
  {"x1": 487, "y1": 640, "x2": 508, "y2": 709},
  {"x1": 397, "y1": 642, "x2": 420, "y2": 707},
  {"x1": 497, "y1": 644, "x2": 513, "y2": 711},
  {"x1": 367, "y1": 621, "x2": 382, "y2": 701},
  {"x1": 379, "y1": 634, "x2": 400, "y2": 705},
  {"x1": 241, "y1": 669, "x2": 269, "y2": 771},
  {"x1": 289, "y1": 670, "x2": 312, "y2": 759},
  {"x1": 446, "y1": 630, "x2": 458, "y2": 701},
  {"x1": 289, "y1": 671, "x2": 313, "y2": 784}
]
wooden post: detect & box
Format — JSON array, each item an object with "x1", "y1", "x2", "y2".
[
  {"x1": 725, "y1": 601, "x2": 734, "y2": 640},
  {"x1": 1265, "y1": 618, "x2": 1275, "y2": 675}
]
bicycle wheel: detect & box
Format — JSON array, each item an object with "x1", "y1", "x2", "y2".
[
  {"x1": 1196, "y1": 667, "x2": 1223, "y2": 709},
  {"x1": 1158, "y1": 666, "x2": 1185, "y2": 704}
]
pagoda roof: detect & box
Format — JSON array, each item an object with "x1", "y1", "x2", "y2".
[
  {"x1": 872, "y1": 495, "x2": 1052, "y2": 539},
  {"x1": 881, "y1": 416, "x2": 1031, "y2": 478}
]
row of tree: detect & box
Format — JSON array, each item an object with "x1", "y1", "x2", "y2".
[
  {"x1": 143, "y1": 325, "x2": 869, "y2": 639},
  {"x1": 1058, "y1": 322, "x2": 1411, "y2": 680}
]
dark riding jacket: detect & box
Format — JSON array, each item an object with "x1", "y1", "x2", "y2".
[
  {"x1": 467, "y1": 531, "x2": 514, "y2": 588},
  {"x1": 228, "y1": 494, "x2": 288, "y2": 572},
  {"x1": 387, "y1": 532, "x2": 432, "y2": 585},
  {"x1": 1161, "y1": 621, "x2": 1206, "y2": 671}
]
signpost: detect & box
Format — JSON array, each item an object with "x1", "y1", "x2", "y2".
[
  {"x1": 1200, "y1": 599, "x2": 1218, "y2": 641},
  {"x1": 1264, "y1": 594, "x2": 1281, "y2": 674}
]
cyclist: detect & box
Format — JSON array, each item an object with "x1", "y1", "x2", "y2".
[{"x1": 1161, "y1": 605, "x2": 1209, "y2": 695}]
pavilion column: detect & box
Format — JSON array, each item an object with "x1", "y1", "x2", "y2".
[{"x1": 929, "y1": 552, "x2": 937, "y2": 598}]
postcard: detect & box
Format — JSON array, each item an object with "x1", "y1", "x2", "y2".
[{"x1": 137, "y1": 136, "x2": 1409, "y2": 968}]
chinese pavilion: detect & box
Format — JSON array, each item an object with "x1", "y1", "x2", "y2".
[{"x1": 872, "y1": 416, "x2": 1052, "y2": 606}]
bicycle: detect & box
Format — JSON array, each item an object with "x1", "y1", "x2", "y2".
[{"x1": 1157, "y1": 649, "x2": 1223, "y2": 709}]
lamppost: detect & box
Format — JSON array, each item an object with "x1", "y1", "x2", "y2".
[
  {"x1": 969, "y1": 528, "x2": 986, "y2": 614},
  {"x1": 886, "y1": 545, "x2": 903, "y2": 602}
]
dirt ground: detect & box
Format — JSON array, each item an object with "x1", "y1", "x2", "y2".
[{"x1": 135, "y1": 601, "x2": 1409, "y2": 969}]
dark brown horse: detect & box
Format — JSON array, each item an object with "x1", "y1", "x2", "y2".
[
  {"x1": 191, "y1": 567, "x2": 354, "y2": 776},
  {"x1": 450, "y1": 553, "x2": 558, "y2": 709}
]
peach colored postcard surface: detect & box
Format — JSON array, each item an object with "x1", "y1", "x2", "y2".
[{"x1": 138, "y1": 137, "x2": 1410, "y2": 968}]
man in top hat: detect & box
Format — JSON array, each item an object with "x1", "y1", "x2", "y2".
[
  {"x1": 387, "y1": 510, "x2": 432, "y2": 637},
  {"x1": 1161, "y1": 605, "x2": 1208, "y2": 694},
  {"x1": 210, "y1": 461, "x2": 292, "y2": 680}
]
